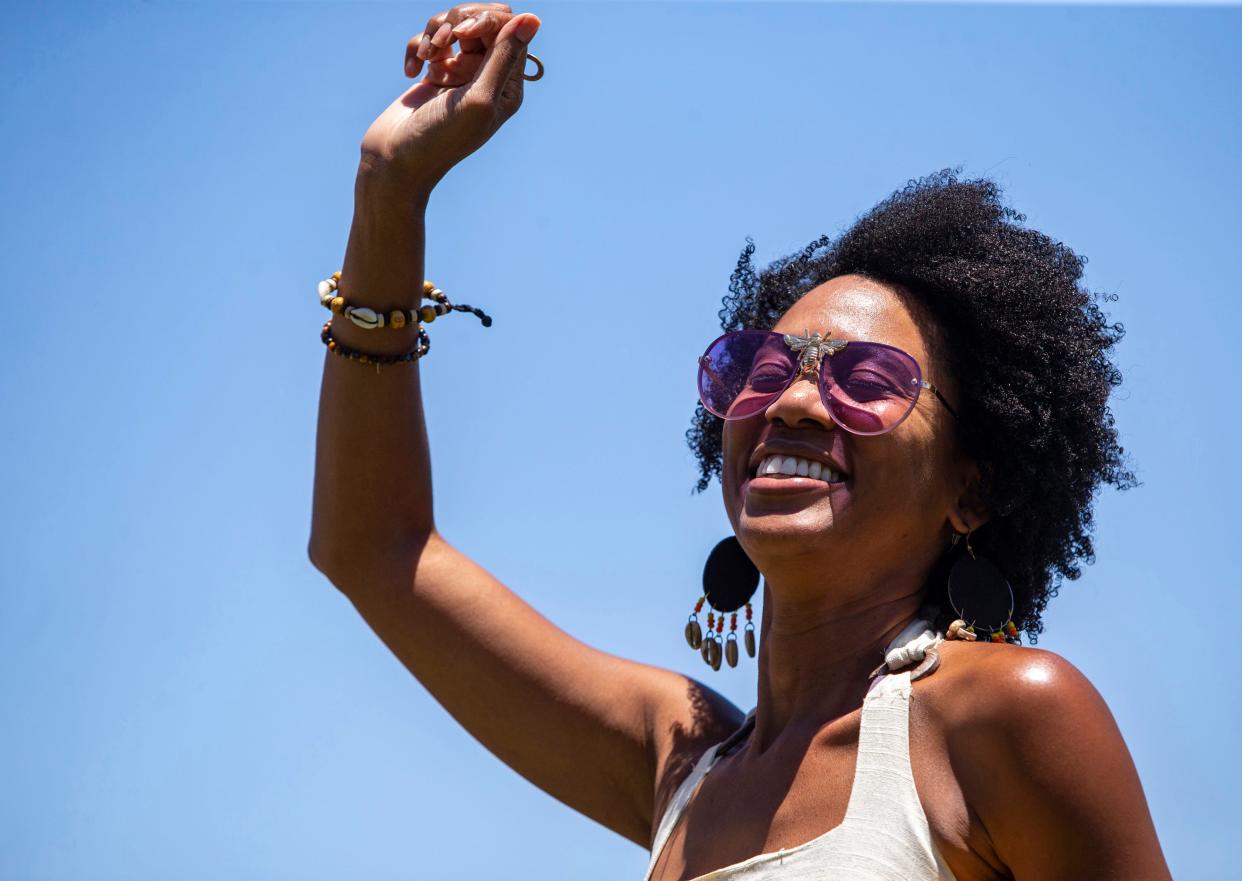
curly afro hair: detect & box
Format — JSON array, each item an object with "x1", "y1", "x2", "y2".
[{"x1": 685, "y1": 168, "x2": 1136, "y2": 643}]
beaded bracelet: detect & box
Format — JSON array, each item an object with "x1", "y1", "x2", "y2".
[
  {"x1": 319, "y1": 274, "x2": 493, "y2": 330},
  {"x1": 321, "y1": 319, "x2": 430, "y2": 370},
  {"x1": 318, "y1": 272, "x2": 492, "y2": 372}
]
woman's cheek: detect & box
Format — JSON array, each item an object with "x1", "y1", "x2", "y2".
[{"x1": 720, "y1": 422, "x2": 752, "y2": 521}]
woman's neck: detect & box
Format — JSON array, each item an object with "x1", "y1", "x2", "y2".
[{"x1": 748, "y1": 580, "x2": 926, "y2": 753}]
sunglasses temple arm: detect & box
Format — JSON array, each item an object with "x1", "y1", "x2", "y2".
[{"x1": 928, "y1": 384, "x2": 961, "y2": 421}]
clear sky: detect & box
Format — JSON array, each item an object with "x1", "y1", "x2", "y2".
[{"x1": 2, "y1": 1, "x2": 1239, "y2": 879}]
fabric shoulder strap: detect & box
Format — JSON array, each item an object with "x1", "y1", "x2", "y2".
[
  {"x1": 843, "y1": 669, "x2": 922, "y2": 822},
  {"x1": 642, "y1": 708, "x2": 755, "y2": 881}
]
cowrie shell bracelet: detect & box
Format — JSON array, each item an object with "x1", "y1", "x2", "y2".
[
  {"x1": 318, "y1": 271, "x2": 492, "y2": 372},
  {"x1": 319, "y1": 273, "x2": 456, "y2": 329}
]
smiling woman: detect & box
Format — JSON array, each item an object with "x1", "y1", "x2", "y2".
[
  {"x1": 688, "y1": 169, "x2": 1137, "y2": 643},
  {"x1": 306, "y1": 5, "x2": 1172, "y2": 881}
]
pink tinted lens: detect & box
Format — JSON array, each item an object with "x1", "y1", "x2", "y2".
[
  {"x1": 698, "y1": 331, "x2": 795, "y2": 419},
  {"x1": 820, "y1": 341, "x2": 922, "y2": 434}
]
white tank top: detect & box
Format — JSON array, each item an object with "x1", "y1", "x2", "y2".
[{"x1": 642, "y1": 668, "x2": 959, "y2": 881}]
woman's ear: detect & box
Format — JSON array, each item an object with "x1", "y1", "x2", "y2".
[{"x1": 947, "y1": 460, "x2": 990, "y2": 535}]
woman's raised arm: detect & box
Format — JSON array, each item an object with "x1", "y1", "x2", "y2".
[{"x1": 307, "y1": 5, "x2": 742, "y2": 847}]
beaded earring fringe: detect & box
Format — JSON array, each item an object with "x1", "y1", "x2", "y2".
[
  {"x1": 946, "y1": 617, "x2": 1020, "y2": 643},
  {"x1": 684, "y1": 596, "x2": 755, "y2": 670}
]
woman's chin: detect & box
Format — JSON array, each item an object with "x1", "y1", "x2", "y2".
[
  {"x1": 736, "y1": 503, "x2": 844, "y2": 552},
  {"x1": 725, "y1": 471, "x2": 853, "y2": 561}
]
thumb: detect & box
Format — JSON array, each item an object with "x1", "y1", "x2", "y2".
[{"x1": 473, "y1": 13, "x2": 540, "y2": 101}]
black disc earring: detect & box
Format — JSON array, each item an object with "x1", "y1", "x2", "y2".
[
  {"x1": 684, "y1": 537, "x2": 761, "y2": 670},
  {"x1": 947, "y1": 531, "x2": 1019, "y2": 643}
]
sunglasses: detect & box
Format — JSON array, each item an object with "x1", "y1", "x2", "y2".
[{"x1": 697, "y1": 330, "x2": 959, "y2": 436}]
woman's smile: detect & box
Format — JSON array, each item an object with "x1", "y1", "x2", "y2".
[
  {"x1": 731, "y1": 435, "x2": 855, "y2": 527},
  {"x1": 744, "y1": 452, "x2": 851, "y2": 497},
  {"x1": 752, "y1": 452, "x2": 849, "y2": 483}
]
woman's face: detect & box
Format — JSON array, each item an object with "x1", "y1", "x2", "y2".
[{"x1": 721, "y1": 274, "x2": 975, "y2": 599}]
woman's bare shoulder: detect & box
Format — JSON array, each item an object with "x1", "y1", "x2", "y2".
[
  {"x1": 920, "y1": 639, "x2": 1116, "y2": 765},
  {"x1": 919, "y1": 639, "x2": 1172, "y2": 879},
  {"x1": 927, "y1": 639, "x2": 1094, "y2": 707}
]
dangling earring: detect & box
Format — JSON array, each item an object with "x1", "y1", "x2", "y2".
[
  {"x1": 684, "y1": 537, "x2": 760, "y2": 670},
  {"x1": 946, "y1": 530, "x2": 1020, "y2": 643}
]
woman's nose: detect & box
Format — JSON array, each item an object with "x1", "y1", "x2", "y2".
[{"x1": 763, "y1": 371, "x2": 837, "y2": 430}]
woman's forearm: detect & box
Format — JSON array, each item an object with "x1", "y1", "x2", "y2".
[{"x1": 308, "y1": 166, "x2": 438, "y2": 581}]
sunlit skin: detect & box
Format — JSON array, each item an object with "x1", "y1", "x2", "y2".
[
  {"x1": 720, "y1": 274, "x2": 983, "y2": 747},
  {"x1": 311, "y1": 6, "x2": 1173, "y2": 879},
  {"x1": 645, "y1": 275, "x2": 1168, "y2": 879},
  {"x1": 655, "y1": 274, "x2": 1013, "y2": 876},
  {"x1": 645, "y1": 274, "x2": 1169, "y2": 880}
]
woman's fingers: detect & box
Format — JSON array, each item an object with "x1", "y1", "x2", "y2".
[
  {"x1": 452, "y1": 11, "x2": 495, "y2": 55},
  {"x1": 416, "y1": 10, "x2": 449, "y2": 59},
  {"x1": 453, "y1": 9, "x2": 509, "y2": 49},
  {"x1": 432, "y1": 9, "x2": 514, "y2": 86},
  {"x1": 420, "y1": 10, "x2": 534, "y2": 100},
  {"x1": 470, "y1": 12, "x2": 538, "y2": 107},
  {"x1": 405, "y1": 4, "x2": 513, "y2": 78},
  {"x1": 422, "y1": 52, "x2": 484, "y2": 88},
  {"x1": 406, "y1": 9, "x2": 452, "y2": 76}
]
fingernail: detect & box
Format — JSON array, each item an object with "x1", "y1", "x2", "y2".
[
  {"x1": 416, "y1": 34, "x2": 431, "y2": 59},
  {"x1": 515, "y1": 15, "x2": 539, "y2": 43},
  {"x1": 405, "y1": 56, "x2": 415, "y2": 76},
  {"x1": 453, "y1": 16, "x2": 477, "y2": 33}
]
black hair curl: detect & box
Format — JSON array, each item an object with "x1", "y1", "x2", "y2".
[{"x1": 685, "y1": 168, "x2": 1136, "y2": 642}]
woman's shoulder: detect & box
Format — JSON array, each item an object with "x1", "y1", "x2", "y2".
[
  {"x1": 916, "y1": 639, "x2": 1157, "y2": 870},
  {"x1": 919, "y1": 638, "x2": 1111, "y2": 740},
  {"x1": 913, "y1": 641, "x2": 1169, "y2": 877},
  {"x1": 931, "y1": 637, "x2": 1097, "y2": 701}
]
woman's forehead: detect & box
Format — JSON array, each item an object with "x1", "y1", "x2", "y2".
[{"x1": 771, "y1": 276, "x2": 930, "y2": 360}]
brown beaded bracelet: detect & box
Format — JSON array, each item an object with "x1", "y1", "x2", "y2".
[
  {"x1": 319, "y1": 275, "x2": 493, "y2": 330},
  {"x1": 320, "y1": 319, "x2": 430, "y2": 372},
  {"x1": 317, "y1": 273, "x2": 492, "y2": 372}
]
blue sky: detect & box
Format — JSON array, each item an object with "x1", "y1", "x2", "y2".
[{"x1": 2, "y1": 1, "x2": 1239, "y2": 879}]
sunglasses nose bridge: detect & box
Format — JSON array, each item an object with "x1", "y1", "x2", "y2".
[{"x1": 761, "y1": 362, "x2": 839, "y2": 430}]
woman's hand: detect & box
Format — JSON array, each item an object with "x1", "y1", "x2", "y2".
[{"x1": 359, "y1": 4, "x2": 541, "y2": 193}]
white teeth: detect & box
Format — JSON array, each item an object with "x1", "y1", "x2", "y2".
[{"x1": 754, "y1": 454, "x2": 844, "y2": 483}]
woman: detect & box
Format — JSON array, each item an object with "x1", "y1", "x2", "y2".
[{"x1": 308, "y1": 5, "x2": 1172, "y2": 879}]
